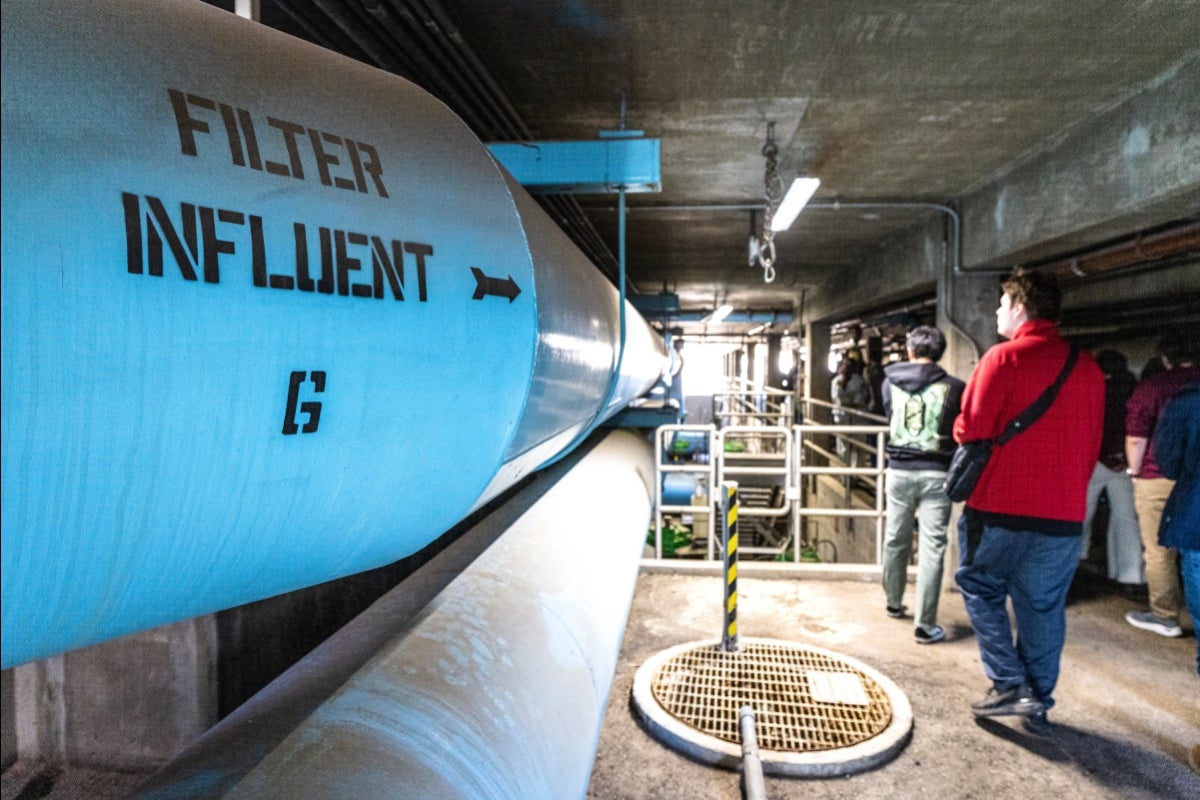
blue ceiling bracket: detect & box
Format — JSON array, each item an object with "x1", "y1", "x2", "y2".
[
  {"x1": 489, "y1": 131, "x2": 664, "y2": 464},
  {"x1": 486, "y1": 135, "x2": 661, "y2": 194}
]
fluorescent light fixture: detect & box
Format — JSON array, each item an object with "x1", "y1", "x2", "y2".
[
  {"x1": 747, "y1": 323, "x2": 767, "y2": 336},
  {"x1": 770, "y1": 176, "x2": 820, "y2": 231},
  {"x1": 707, "y1": 303, "x2": 734, "y2": 323}
]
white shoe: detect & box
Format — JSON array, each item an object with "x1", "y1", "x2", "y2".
[{"x1": 1125, "y1": 610, "x2": 1182, "y2": 637}]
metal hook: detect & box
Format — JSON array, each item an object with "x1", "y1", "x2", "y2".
[{"x1": 761, "y1": 121, "x2": 777, "y2": 158}]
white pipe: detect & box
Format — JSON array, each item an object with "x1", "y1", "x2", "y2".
[{"x1": 134, "y1": 429, "x2": 654, "y2": 799}]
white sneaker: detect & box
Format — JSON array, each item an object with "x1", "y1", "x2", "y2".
[{"x1": 1125, "y1": 610, "x2": 1182, "y2": 637}]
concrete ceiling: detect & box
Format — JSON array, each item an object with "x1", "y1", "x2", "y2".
[{"x1": 245, "y1": 0, "x2": 1199, "y2": 321}]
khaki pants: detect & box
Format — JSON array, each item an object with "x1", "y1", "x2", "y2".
[{"x1": 1133, "y1": 477, "x2": 1181, "y2": 619}]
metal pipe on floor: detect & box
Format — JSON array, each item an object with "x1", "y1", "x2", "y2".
[
  {"x1": 132, "y1": 429, "x2": 655, "y2": 800},
  {"x1": 739, "y1": 705, "x2": 767, "y2": 800}
]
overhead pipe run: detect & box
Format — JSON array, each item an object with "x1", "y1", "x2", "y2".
[
  {"x1": 286, "y1": 0, "x2": 624, "y2": 282},
  {"x1": 1033, "y1": 220, "x2": 1200, "y2": 281},
  {"x1": 696, "y1": 310, "x2": 792, "y2": 325},
  {"x1": 0, "y1": 0, "x2": 666, "y2": 668},
  {"x1": 622, "y1": 200, "x2": 1018, "y2": 276},
  {"x1": 618, "y1": 200, "x2": 1000, "y2": 359}
]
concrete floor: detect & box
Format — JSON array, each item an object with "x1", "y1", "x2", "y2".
[
  {"x1": 587, "y1": 565, "x2": 1200, "y2": 800},
  {"x1": 0, "y1": 760, "x2": 152, "y2": 800},
  {"x1": 5, "y1": 564, "x2": 1199, "y2": 799}
]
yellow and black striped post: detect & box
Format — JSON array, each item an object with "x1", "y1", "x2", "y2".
[{"x1": 720, "y1": 480, "x2": 740, "y2": 652}]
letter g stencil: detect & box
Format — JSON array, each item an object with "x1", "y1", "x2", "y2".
[{"x1": 282, "y1": 370, "x2": 325, "y2": 434}]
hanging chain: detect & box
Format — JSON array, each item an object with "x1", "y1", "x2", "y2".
[{"x1": 758, "y1": 124, "x2": 783, "y2": 283}]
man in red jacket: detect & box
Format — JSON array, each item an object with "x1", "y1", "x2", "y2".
[{"x1": 953, "y1": 269, "x2": 1104, "y2": 735}]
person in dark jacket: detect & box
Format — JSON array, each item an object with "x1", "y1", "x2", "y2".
[
  {"x1": 880, "y1": 326, "x2": 965, "y2": 644},
  {"x1": 1124, "y1": 333, "x2": 1200, "y2": 637},
  {"x1": 1152, "y1": 381, "x2": 1200, "y2": 674}
]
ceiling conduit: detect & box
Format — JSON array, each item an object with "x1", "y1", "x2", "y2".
[
  {"x1": 1032, "y1": 220, "x2": 1200, "y2": 282},
  {"x1": 281, "y1": 0, "x2": 624, "y2": 283}
]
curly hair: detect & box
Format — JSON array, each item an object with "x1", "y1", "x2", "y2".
[{"x1": 1002, "y1": 268, "x2": 1062, "y2": 322}]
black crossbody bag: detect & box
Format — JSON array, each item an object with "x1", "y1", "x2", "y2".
[{"x1": 944, "y1": 345, "x2": 1080, "y2": 503}]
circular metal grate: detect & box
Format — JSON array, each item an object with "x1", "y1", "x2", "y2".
[
  {"x1": 633, "y1": 637, "x2": 912, "y2": 777},
  {"x1": 650, "y1": 639, "x2": 891, "y2": 751}
]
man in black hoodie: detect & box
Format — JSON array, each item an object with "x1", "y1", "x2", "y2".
[{"x1": 881, "y1": 326, "x2": 966, "y2": 644}]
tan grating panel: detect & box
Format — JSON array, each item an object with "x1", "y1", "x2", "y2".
[{"x1": 649, "y1": 640, "x2": 893, "y2": 752}]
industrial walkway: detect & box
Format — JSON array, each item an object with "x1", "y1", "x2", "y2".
[
  {"x1": 4, "y1": 565, "x2": 1198, "y2": 800},
  {"x1": 588, "y1": 565, "x2": 1199, "y2": 800}
]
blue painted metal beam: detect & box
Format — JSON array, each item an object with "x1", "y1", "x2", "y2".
[
  {"x1": 631, "y1": 292, "x2": 680, "y2": 315},
  {"x1": 487, "y1": 137, "x2": 661, "y2": 193}
]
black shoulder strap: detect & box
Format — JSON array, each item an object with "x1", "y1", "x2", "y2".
[{"x1": 995, "y1": 345, "x2": 1080, "y2": 445}]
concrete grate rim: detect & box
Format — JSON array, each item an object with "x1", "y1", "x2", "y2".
[{"x1": 633, "y1": 637, "x2": 913, "y2": 776}]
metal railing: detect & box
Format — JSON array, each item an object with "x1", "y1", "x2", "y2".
[
  {"x1": 795, "y1": 397, "x2": 887, "y2": 564},
  {"x1": 712, "y1": 378, "x2": 793, "y2": 429},
  {"x1": 720, "y1": 426, "x2": 794, "y2": 557},
  {"x1": 650, "y1": 406, "x2": 889, "y2": 565},
  {"x1": 791, "y1": 422, "x2": 888, "y2": 564},
  {"x1": 653, "y1": 424, "x2": 717, "y2": 559}
]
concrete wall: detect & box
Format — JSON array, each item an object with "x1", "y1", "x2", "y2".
[
  {"x1": 1, "y1": 668, "x2": 15, "y2": 770},
  {"x1": 962, "y1": 54, "x2": 1200, "y2": 268},
  {"x1": 804, "y1": 217, "x2": 947, "y2": 325},
  {"x1": 800, "y1": 57, "x2": 1199, "y2": 347},
  {"x1": 0, "y1": 571, "x2": 416, "y2": 772},
  {"x1": 803, "y1": 321, "x2": 833, "y2": 406},
  {"x1": 942, "y1": 271, "x2": 997, "y2": 376},
  {"x1": 4, "y1": 595, "x2": 402, "y2": 773},
  {"x1": 802, "y1": 211, "x2": 997, "y2": 386},
  {"x1": 215, "y1": 557, "x2": 422, "y2": 717},
  {"x1": 5, "y1": 618, "x2": 218, "y2": 771}
]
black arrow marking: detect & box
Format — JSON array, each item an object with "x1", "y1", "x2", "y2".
[{"x1": 471, "y1": 267, "x2": 521, "y2": 303}]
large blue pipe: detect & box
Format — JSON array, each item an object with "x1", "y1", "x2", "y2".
[{"x1": 0, "y1": 0, "x2": 667, "y2": 668}]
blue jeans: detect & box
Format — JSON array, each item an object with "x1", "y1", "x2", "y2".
[
  {"x1": 955, "y1": 514, "x2": 1082, "y2": 708},
  {"x1": 883, "y1": 469, "x2": 951, "y2": 630},
  {"x1": 1182, "y1": 548, "x2": 1200, "y2": 675}
]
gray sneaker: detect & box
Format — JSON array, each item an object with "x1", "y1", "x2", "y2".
[
  {"x1": 970, "y1": 684, "x2": 1044, "y2": 718},
  {"x1": 1125, "y1": 610, "x2": 1182, "y2": 637},
  {"x1": 914, "y1": 625, "x2": 946, "y2": 644}
]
